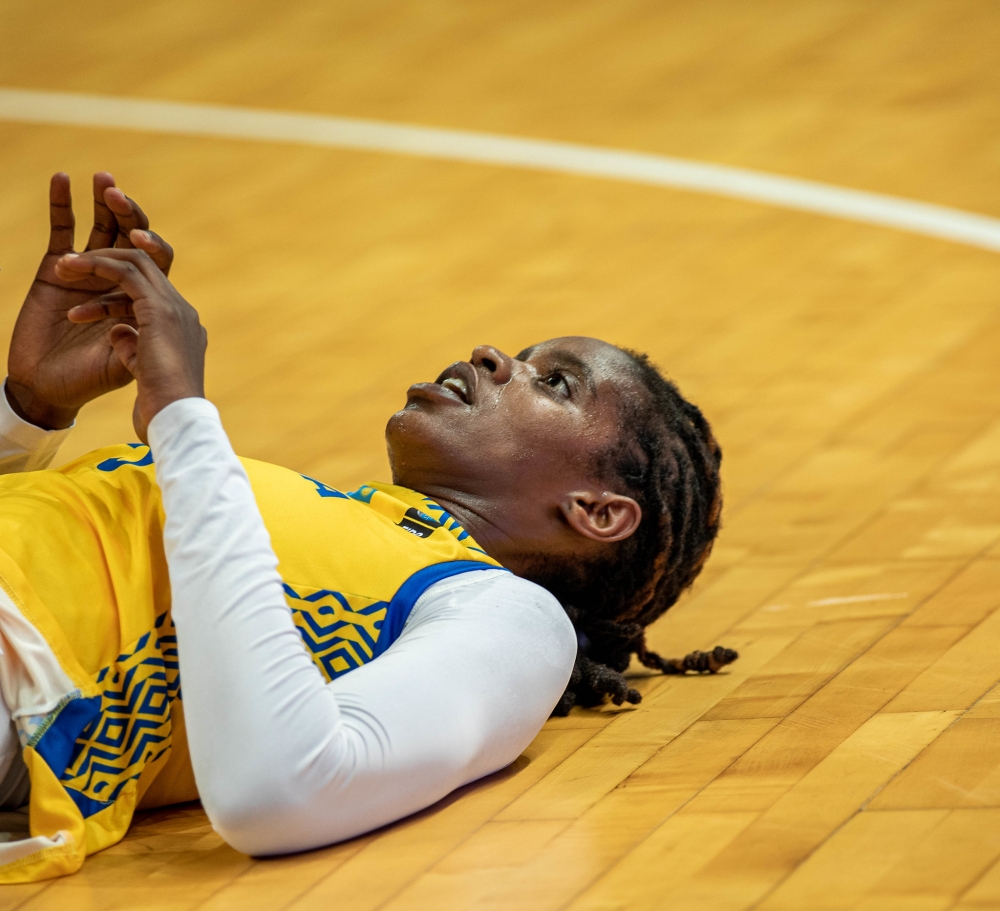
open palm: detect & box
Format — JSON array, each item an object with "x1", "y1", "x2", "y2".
[{"x1": 6, "y1": 173, "x2": 174, "y2": 429}]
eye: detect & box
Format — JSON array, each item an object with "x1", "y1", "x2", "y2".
[{"x1": 541, "y1": 371, "x2": 570, "y2": 397}]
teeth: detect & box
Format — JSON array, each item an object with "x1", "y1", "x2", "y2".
[{"x1": 441, "y1": 377, "x2": 469, "y2": 401}]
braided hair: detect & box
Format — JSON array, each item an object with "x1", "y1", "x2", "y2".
[{"x1": 523, "y1": 349, "x2": 734, "y2": 715}]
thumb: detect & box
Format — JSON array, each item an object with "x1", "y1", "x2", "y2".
[{"x1": 109, "y1": 324, "x2": 140, "y2": 375}]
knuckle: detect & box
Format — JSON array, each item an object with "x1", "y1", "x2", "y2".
[{"x1": 127, "y1": 197, "x2": 148, "y2": 221}]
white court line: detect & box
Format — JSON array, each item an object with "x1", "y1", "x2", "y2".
[
  {"x1": 2, "y1": 87, "x2": 1000, "y2": 254},
  {"x1": 763, "y1": 592, "x2": 910, "y2": 611},
  {"x1": 807, "y1": 592, "x2": 909, "y2": 607}
]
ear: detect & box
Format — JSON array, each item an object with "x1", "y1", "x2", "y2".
[{"x1": 560, "y1": 490, "x2": 642, "y2": 543}]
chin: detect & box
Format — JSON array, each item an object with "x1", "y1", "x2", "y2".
[
  {"x1": 385, "y1": 406, "x2": 448, "y2": 484},
  {"x1": 386, "y1": 404, "x2": 486, "y2": 491},
  {"x1": 386, "y1": 404, "x2": 434, "y2": 448}
]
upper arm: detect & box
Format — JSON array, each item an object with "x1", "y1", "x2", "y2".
[
  {"x1": 332, "y1": 569, "x2": 575, "y2": 777},
  {"x1": 216, "y1": 570, "x2": 576, "y2": 856}
]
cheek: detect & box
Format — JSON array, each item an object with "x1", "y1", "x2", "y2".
[{"x1": 486, "y1": 399, "x2": 595, "y2": 474}]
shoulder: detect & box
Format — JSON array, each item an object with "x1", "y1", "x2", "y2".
[
  {"x1": 412, "y1": 568, "x2": 573, "y2": 636},
  {"x1": 405, "y1": 568, "x2": 577, "y2": 684}
]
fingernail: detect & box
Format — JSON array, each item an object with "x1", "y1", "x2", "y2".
[{"x1": 133, "y1": 230, "x2": 150, "y2": 242}]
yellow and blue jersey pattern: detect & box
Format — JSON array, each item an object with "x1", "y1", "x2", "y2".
[
  {"x1": 0, "y1": 443, "x2": 501, "y2": 880},
  {"x1": 36, "y1": 609, "x2": 180, "y2": 819}
]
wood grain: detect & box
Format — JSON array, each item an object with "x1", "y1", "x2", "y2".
[{"x1": 1, "y1": 0, "x2": 999, "y2": 908}]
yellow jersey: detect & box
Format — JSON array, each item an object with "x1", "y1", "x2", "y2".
[{"x1": 0, "y1": 443, "x2": 500, "y2": 881}]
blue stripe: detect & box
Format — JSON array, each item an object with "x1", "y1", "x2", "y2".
[
  {"x1": 34, "y1": 696, "x2": 103, "y2": 779},
  {"x1": 373, "y1": 561, "x2": 504, "y2": 658},
  {"x1": 65, "y1": 786, "x2": 114, "y2": 818}
]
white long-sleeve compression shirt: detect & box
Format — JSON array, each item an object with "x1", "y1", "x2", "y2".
[{"x1": 0, "y1": 389, "x2": 577, "y2": 855}]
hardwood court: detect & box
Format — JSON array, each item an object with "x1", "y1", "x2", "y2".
[{"x1": 2, "y1": 1, "x2": 1000, "y2": 908}]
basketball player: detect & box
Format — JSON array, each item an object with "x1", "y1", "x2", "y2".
[{"x1": 0, "y1": 173, "x2": 731, "y2": 880}]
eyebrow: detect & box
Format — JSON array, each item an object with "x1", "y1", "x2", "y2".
[
  {"x1": 516, "y1": 345, "x2": 598, "y2": 396},
  {"x1": 548, "y1": 348, "x2": 598, "y2": 397}
]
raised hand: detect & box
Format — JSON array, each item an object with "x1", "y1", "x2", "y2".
[
  {"x1": 54, "y1": 246, "x2": 207, "y2": 443},
  {"x1": 6, "y1": 173, "x2": 174, "y2": 429}
]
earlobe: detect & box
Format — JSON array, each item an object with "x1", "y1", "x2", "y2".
[{"x1": 561, "y1": 491, "x2": 642, "y2": 543}]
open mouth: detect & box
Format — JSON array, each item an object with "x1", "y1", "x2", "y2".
[
  {"x1": 433, "y1": 362, "x2": 477, "y2": 405},
  {"x1": 440, "y1": 376, "x2": 469, "y2": 403}
]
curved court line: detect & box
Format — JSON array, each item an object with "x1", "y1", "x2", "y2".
[{"x1": 2, "y1": 86, "x2": 1000, "y2": 254}]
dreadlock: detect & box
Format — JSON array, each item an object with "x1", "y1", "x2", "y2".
[{"x1": 523, "y1": 348, "x2": 734, "y2": 716}]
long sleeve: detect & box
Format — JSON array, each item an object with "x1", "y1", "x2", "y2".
[
  {"x1": 148, "y1": 398, "x2": 576, "y2": 857},
  {"x1": 0, "y1": 381, "x2": 72, "y2": 473}
]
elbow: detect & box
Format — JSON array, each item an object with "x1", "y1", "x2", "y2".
[
  {"x1": 201, "y1": 793, "x2": 265, "y2": 856},
  {"x1": 204, "y1": 790, "x2": 299, "y2": 857},
  {"x1": 198, "y1": 766, "x2": 305, "y2": 856},
  {"x1": 198, "y1": 756, "x2": 355, "y2": 857},
  {"x1": 206, "y1": 789, "x2": 363, "y2": 858},
  {"x1": 191, "y1": 717, "x2": 355, "y2": 856},
  {"x1": 212, "y1": 819, "x2": 272, "y2": 858}
]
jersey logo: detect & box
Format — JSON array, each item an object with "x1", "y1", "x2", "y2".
[
  {"x1": 96, "y1": 444, "x2": 154, "y2": 472},
  {"x1": 397, "y1": 507, "x2": 444, "y2": 538}
]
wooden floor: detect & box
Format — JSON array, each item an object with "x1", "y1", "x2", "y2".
[{"x1": 2, "y1": 1, "x2": 1000, "y2": 907}]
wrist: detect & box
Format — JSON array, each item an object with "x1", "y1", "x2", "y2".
[
  {"x1": 146, "y1": 379, "x2": 205, "y2": 419},
  {"x1": 4, "y1": 379, "x2": 79, "y2": 431}
]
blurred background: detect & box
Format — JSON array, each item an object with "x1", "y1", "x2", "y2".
[{"x1": 3, "y1": 2, "x2": 998, "y2": 495}]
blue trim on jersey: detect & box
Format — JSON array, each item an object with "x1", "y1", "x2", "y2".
[
  {"x1": 373, "y1": 561, "x2": 505, "y2": 659},
  {"x1": 65, "y1": 787, "x2": 114, "y2": 819},
  {"x1": 34, "y1": 696, "x2": 103, "y2": 781},
  {"x1": 300, "y1": 474, "x2": 350, "y2": 499}
]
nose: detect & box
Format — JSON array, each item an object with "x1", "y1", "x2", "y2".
[{"x1": 471, "y1": 345, "x2": 514, "y2": 386}]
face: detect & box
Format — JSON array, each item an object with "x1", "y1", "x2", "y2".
[{"x1": 385, "y1": 337, "x2": 644, "y2": 529}]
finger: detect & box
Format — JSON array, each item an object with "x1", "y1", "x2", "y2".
[
  {"x1": 67, "y1": 292, "x2": 135, "y2": 324},
  {"x1": 85, "y1": 172, "x2": 119, "y2": 251},
  {"x1": 129, "y1": 229, "x2": 174, "y2": 274},
  {"x1": 48, "y1": 172, "x2": 75, "y2": 254},
  {"x1": 104, "y1": 187, "x2": 150, "y2": 250},
  {"x1": 56, "y1": 248, "x2": 174, "y2": 300},
  {"x1": 55, "y1": 251, "x2": 160, "y2": 298},
  {"x1": 103, "y1": 188, "x2": 174, "y2": 275},
  {"x1": 109, "y1": 324, "x2": 139, "y2": 376}
]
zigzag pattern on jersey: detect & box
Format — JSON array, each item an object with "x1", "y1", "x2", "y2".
[
  {"x1": 60, "y1": 610, "x2": 180, "y2": 816},
  {"x1": 283, "y1": 584, "x2": 388, "y2": 681}
]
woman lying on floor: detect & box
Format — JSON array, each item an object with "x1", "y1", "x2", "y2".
[{"x1": 0, "y1": 173, "x2": 734, "y2": 880}]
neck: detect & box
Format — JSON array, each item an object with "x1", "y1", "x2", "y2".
[{"x1": 407, "y1": 481, "x2": 532, "y2": 573}]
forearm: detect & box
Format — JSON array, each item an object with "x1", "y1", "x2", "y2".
[
  {"x1": 148, "y1": 398, "x2": 346, "y2": 846},
  {"x1": 0, "y1": 378, "x2": 72, "y2": 473}
]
